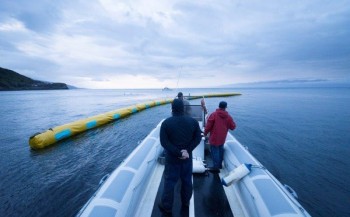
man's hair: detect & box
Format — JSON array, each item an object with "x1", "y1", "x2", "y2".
[{"x1": 219, "y1": 101, "x2": 227, "y2": 109}]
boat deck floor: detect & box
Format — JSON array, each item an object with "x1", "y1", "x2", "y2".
[{"x1": 151, "y1": 152, "x2": 233, "y2": 217}]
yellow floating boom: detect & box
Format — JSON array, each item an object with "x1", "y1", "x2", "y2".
[{"x1": 29, "y1": 93, "x2": 240, "y2": 149}]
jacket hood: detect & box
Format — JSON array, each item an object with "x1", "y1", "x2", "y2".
[
  {"x1": 172, "y1": 99, "x2": 184, "y2": 115},
  {"x1": 216, "y1": 108, "x2": 229, "y2": 118}
]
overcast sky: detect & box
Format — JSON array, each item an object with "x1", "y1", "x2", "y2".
[{"x1": 1, "y1": 0, "x2": 349, "y2": 88}]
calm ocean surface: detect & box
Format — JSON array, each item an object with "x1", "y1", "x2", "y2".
[{"x1": 0, "y1": 88, "x2": 349, "y2": 217}]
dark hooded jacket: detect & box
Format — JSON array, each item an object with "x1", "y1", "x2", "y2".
[
  {"x1": 160, "y1": 99, "x2": 202, "y2": 162},
  {"x1": 204, "y1": 108, "x2": 236, "y2": 146}
]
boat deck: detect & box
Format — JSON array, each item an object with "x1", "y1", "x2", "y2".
[{"x1": 151, "y1": 152, "x2": 233, "y2": 217}]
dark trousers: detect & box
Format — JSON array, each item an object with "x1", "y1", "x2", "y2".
[
  {"x1": 210, "y1": 144, "x2": 224, "y2": 169},
  {"x1": 161, "y1": 157, "x2": 193, "y2": 211}
]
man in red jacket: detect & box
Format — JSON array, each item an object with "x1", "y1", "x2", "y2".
[{"x1": 204, "y1": 101, "x2": 236, "y2": 169}]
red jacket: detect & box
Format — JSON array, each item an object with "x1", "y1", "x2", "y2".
[{"x1": 204, "y1": 109, "x2": 236, "y2": 146}]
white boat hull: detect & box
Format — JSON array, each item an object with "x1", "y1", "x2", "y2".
[{"x1": 77, "y1": 120, "x2": 311, "y2": 217}]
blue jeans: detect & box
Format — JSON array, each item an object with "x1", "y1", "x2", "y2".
[
  {"x1": 161, "y1": 157, "x2": 193, "y2": 211},
  {"x1": 210, "y1": 144, "x2": 224, "y2": 169}
]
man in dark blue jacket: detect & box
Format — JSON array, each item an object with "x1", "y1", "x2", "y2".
[{"x1": 159, "y1": 99, "x2": 202, "y2": 216}]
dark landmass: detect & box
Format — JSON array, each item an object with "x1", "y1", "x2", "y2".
[
  {"x1": 0, "y1": 67, "x2": 69, "y2": 91},
  {"x1": 162, "y1": 87, "x2": 172, "y2": 91},
  {"x1": 67, "y1": 85, "x2": 79, "y2": 89}
]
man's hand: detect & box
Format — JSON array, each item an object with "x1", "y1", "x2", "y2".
[{"x1": 179, "y1": 149, "x2": 189, "y2": 159}]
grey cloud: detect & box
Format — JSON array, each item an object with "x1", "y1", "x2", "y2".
[
  {"x1": 0, "y1": 0, "x2": 68, "y2": 33},
  {"x1": 1, "y1": 0, "x2": 350, "y2": 88}
]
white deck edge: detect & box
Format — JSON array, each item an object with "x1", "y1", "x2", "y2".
[
  {"x1": 219, "y1": 169, "x2": 247, "y2": 217},
  {"x1": 135, "y1": 163, "x2": 164, "y2": 217}
]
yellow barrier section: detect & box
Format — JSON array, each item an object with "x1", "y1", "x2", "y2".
[
  {"x1": 29, "y1": 93, "x2": 240, "y2": 149},
  {"x1": 188, "y1": 93, "x2": 241, "y2": 100}
]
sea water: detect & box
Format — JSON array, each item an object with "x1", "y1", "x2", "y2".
[{"x1": 0, "y1": 88, "x2": 349, "y2": 217}]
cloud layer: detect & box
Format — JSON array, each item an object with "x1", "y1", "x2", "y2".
[{"x1": 1, "y1": 0, "x2": 349, "y2": 88}]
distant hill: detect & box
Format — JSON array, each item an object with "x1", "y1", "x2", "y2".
[
  {"x1": 219, "y1": 79, "x2": 350, "y2": 88},
  {"x1": 0, "y1": 67, "x2": 69, "y2": 91}
]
